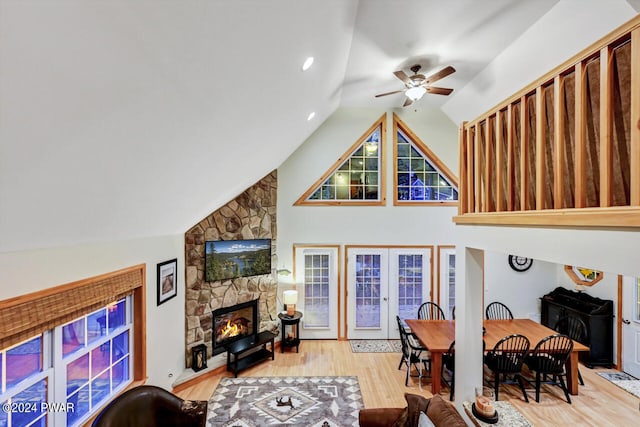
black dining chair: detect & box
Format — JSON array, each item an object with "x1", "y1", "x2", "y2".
[
  {"x1": 485, "y1": 301, "x2": 514, "y2": 320},
  {"x1": 396, "y1": 316, "x2": 431, "y2": 386},
  {"x1": 484, "y1": 334, "x2": 530, "y2": 402},
  {"x1": 524, "y1": 334, "x2": 574, "y2": 403},
  {"x1": 441, "y1": 340, "x2": 455, "y2": 401},
  {"x1": 553, "y1": 315, "x2": 587, "y2": 385},
  {"x1": 417, "y1": 301, "x2": 446, "y2": 320}
]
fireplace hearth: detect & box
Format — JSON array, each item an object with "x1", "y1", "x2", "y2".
[{"x1": 212, "y1": 299, "x2": 259, "y2": 355}]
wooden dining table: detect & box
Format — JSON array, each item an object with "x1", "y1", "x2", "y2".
[{"x1": 404, "y1": 318, "x2": 589, "y2": 395}]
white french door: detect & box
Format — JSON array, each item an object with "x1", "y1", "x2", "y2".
[
  {"x1": 622, "y1": 276, "x2": 640, "y2": 378},
  {"x1": 438, "y1": 247, "x2": 456, "y2": 320},
  {"x1": 295, "y1": 247, "x2": 339, "y2": 339},
  {"x1": 347, "y1": 247, "x2": 431, "y2": 339}
]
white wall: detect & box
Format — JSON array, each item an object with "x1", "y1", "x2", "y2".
[
  {"x1": 442, "y1": 0, "x2": 637, "y2": 125},
  {"x1": 483, "y1": 251, "x2": 558, "y2": 321},
  {"x1": 0, "y1": 235, "x2": 185, "y2": 390},
  {"x1": 277, "y1": 107, "x2": 460, "y2": 269}
]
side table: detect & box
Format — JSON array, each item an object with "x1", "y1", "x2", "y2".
[{"x1": 278, "y1": 311, "x2": 302, "y2": 353}]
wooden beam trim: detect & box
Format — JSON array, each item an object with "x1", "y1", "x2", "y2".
[
  {"x1": 453, "y1": 206, "x2": 640, "y2": 227},
  {"x1": 459, "y1": 124, "x2": 467, "y2": 215},
  {"x1": 474, "y1": 125, "x2": 481, "y2": 213},
  {"x1": 535, "y1": 87, "x2": 546, "y2": 210},
  {"x1": 600, "y1": 46, "x2": 614, "y2": 207},
  {"x1": 506, "y1": 104, "x2": 515, "y2": 211},
  {"x1": 484, "y1": 118, "x2": 493, "y2": 212},
  {"x1": 496, "y1": 112, "x2": 504, "y2": 212},
  {"x1": 575, "y1": 62, "x2": 587, "y2": 208},
  {"x1": 467, "y1": 126, "x2": 476, "y2": 213},
  {"x1": 520, "y1": 96, "x2": 530, "y2": 210},
  {"x1": 554, "y1": 75, "x2": 566, "y2": 209},
  {"x1": 631, "y1": 29, "x2": 640, "y2": 205}
]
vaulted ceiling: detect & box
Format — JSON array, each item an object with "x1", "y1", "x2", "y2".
[{"x1": 1, "y1": 0, "x2": 637, "y2": 252}]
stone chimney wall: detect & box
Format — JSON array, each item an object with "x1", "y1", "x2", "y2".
[{"x1": 184, "y1": 171, "x2": 278, "y2": 368}]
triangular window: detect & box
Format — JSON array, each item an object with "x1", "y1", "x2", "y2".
[
  {"x1": 394, "y1": 114, "x2": 458, "y2": 205},
  {"x1": 295, "y1": 114, "x2": 386, "y2": 205}
]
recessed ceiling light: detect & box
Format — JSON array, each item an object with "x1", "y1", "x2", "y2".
[
  {"x1": 307, "y1": 112, "x2": 315, "y2": 121},
  {"x1": 302, "y1": 57, "x2": 314, "y2": 71}
]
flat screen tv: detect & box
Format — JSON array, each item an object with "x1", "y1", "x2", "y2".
[{"x1": 205, "y1": 238, "x2": 271, "y2": 282}]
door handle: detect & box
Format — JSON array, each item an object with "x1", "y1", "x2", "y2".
[
  {"x1": 622, "y1": 319, "x2": 631, "y2": 325},
  {"x1": 383, "y1": 297, "x2": 388, "y2": 301}
]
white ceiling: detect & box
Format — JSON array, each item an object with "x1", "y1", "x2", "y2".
[{"x1": 2, "y1": 0, "x2": 635, "y2": 253}]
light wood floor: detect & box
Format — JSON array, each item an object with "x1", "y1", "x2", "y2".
[{"x1": 175, "y1": 340, "x2": 639, "y2": 426}]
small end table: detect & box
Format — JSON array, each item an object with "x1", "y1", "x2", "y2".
[{"x1": 278, "y1": 311, "x2": 302, "y2": 353}]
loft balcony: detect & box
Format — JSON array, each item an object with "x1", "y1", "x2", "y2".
[{"x1": 454, "y1": 15, "x2": 640, "y2": 229}]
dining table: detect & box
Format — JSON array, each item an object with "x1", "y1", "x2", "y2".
[{"x1": 404, "y1": 318, "x2": 589, "y2": 396}]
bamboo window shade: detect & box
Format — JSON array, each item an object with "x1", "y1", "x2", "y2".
[{"x1": 0, "y1": 265, "x2": 144, "y2": 350}]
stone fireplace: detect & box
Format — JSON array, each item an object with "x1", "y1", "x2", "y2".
[
  {"x1": 184, "y1": 171, "x2": 278, "y2": 369},
  {"x1": 211, "y1": 299, "x2": 258, "y2": 355}
]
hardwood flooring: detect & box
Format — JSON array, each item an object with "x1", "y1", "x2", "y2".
[{"x1": 174, "y1": 340, "x2": 639, "y2": 426}]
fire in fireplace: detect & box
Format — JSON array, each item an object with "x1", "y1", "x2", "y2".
[{"x1": 211, "y1": 299, "x2": 259, "y2": 355}]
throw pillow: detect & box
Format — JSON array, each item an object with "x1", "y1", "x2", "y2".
[
  {"x1": 418, "y1": 411, "x2": 436, "y2": 427},
  {"x1": 425, "y1": 394, "x2": 466, "y2": 427},
  {"x1": 404, "y1": 393, "x2": 431, "y2": 427}
]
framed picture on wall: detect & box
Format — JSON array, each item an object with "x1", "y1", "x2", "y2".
[{"x1": 157, "y1": 258, "x2": 178, "y2": 306}]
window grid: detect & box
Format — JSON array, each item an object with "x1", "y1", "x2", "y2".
[
  {"x1": 0, "y1": 335, "x2": 50, "y2": 427},
  {"x1": 397, "y1": 255, "x2": 423, "y2": 320},
  {"x1": 304, "y1": 255, "x2": 330, "y2": 328},
  {"x1": 0, "y1": 298, "x2": 133, "y2": 427},
  {"x1": 309, "y1": 127, "x2": 381, "y2": 201},
  {"x1": 397, "y1": 130, "x2": 458, "y2": 201},
  {"x1": 64, "y1": 299, "x2": 131, "y2": 426},
  {"x1": 355, "y1": 255, "x2": 381, "y2": 328}
]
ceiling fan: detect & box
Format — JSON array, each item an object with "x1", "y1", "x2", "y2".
[{"x1": 375, "y1": 64, "x2": 456, "y2": 107}]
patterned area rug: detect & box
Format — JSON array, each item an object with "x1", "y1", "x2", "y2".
[
  {"x1": 207, "y1": 376, "x2": 363, "y2": 426},
  {"x1": 597, "y1": 371, "x2": 640, "y2": 398},
  {"x1": 350, "y1": 340, "x2": 402, "y2": 353}
]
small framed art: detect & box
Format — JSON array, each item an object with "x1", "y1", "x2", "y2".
[{"x1": 157, "y1": 258, "x2": 178, "y2": 306}]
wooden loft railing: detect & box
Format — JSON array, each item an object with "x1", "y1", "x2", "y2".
[{"x1": 454, "y1": 14, "x2": 640, "y2": 228}]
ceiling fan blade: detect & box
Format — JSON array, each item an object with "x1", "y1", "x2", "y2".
[
  {"x1": 403, "y1": 97, "x2": 414, "y2": 107},
  {"x1": 393, "y1": 70, "x2": 412, "y2": 85},
  {"x1": 375, "y1": 89, "x2": 405, "y2": 98},
  {"x1": 426, "y1": 86, "x2": 454, "y2": 96},
  {"x1": 425, "y1": 66, "x2": 456, "y2": 84}
]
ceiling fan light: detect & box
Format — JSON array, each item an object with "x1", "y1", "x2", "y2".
[{"x1": 405, "y1": 86, "x2": 426, "y2": 101}]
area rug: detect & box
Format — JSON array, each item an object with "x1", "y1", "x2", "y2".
[
  {"x1": 597, "y1": 371, "x2": 640, "y2": 398},
  {"x1": 207, "y1": 376, "x2": 363, "y2": 426},
  {"x1": 350, "y1": 340, "x2": 402, "y2": 353}
]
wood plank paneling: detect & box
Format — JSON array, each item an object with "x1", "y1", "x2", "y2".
[{"x1": 631, "y1": 29, "x2": 640, "y2": 205}]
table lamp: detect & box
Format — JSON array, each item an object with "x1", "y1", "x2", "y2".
[{"x1": 283, "y1": 290, "x2": 298, "y2": 316}]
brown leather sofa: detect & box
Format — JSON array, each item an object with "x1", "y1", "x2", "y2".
[
  {"x1": 91, "y1": 385, "x2": 208, "y2": 427},
  {"x1": 359, "y1": 393, "x2": 466, "y2": 427}
]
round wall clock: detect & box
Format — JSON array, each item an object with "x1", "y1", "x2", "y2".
[{"x1": 508, "y1": 255, "x2": 533, "y2": 272}]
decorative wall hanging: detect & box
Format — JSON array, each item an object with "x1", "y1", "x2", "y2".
[
  {"x1": 564, "y1": 265, "x2": 604, "y2": 287},
  {"x1": 157, "y1": 258, "x2": 178, "y2": 305}
]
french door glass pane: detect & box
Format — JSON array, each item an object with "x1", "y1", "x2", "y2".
[
  {"x1": 397, "y1": 255, "x2": 423, "y2": 320},
  {"x1": 448, "y1": 254, "x2": 456, "y2": 319},
  {"x1": 355, "y1": 255, "x2": 381, "y2": 328},
  {"x1": 304, "y1": 254, "x2": 330, "y2": 328}
]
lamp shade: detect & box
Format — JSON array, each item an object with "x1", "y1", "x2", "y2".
[{"x1": 283, "y1": 290, "x2": 298, "y2": 305}]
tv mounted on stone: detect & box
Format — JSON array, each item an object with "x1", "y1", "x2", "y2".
[{"x1": 205, "y1": 238, "x2": 271, "y2": 282}]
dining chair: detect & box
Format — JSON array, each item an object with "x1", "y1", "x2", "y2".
[
  {"x1": 524, "y1": 334, "x2": 574, "y2": 403},
  {"x1": 451, "y1": 305, "x2": 456, "y2": 320},
  {"x1": 417, "y1": 301, "x2": 446, "y2": 320},
  {"x1": 485, "y1": 301, "x2": 514, "y2": 320},
  {"x1": 441, "y1": 340, "x2": 455, "y2": 401},
  {"x1": 484, "y1": 334, "x2": 530, "y2": 402},
  {"x1": 396, "y1": 315, "x2": 430, "y2": 386},
  {"x1": 553, "y1": 315, "x2": 587, "y2": 385}
]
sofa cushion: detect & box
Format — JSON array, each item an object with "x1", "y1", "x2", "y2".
[
  {"x1": 418, "y1": 411, "x2": 436, "y2": 427},
  {"x1": 425, "y1": 394, "x2": 466, "y2": 427}
]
